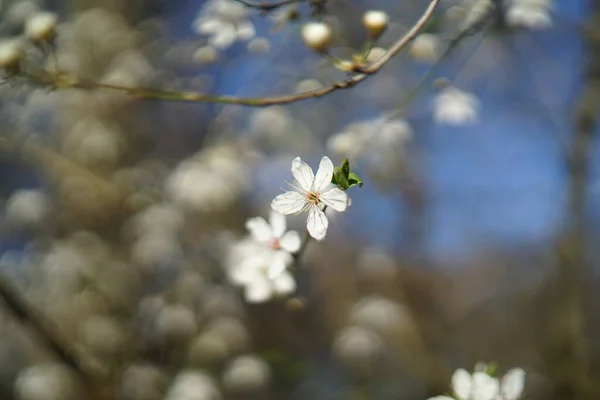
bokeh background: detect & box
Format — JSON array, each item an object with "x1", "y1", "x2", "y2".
[{"x1": 0, "y1": 0, "x2": 597, "y2": 399}]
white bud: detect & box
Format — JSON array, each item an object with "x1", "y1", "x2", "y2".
[
  {"x1": 362, "y1": 10, "x2": 388, "y2": 38},
  {"x1": 0, "y1": 39, "x2": 21, "y2": 73},
  {"x1": 25, "y1": 12, "x2": 58, "y2": 43},
  {"x1": 301, "y1": 22, "x2": 332, "y2": 53}
]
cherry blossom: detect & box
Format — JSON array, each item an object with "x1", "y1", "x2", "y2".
[{"x1": 271, "y1": 157, "x2": 349, "y2": 241}]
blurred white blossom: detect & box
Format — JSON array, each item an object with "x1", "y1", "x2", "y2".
[
  {"x1": 428, "y1": 366, "x2": 526, "y2": 400},
  {"x1": 226, "y1": 238, "x2": 296, "y2": 303},
  {"x1": 506, "y1": 0, "x2": 552, "y2": 30},
  {"x1": 193, "y1": 0, "x2": 255, "y2": 49},
  {"x1": 271, "y1": 157, "x2": 349, "y2": 240},
  {"x1": 166, "y1": 371, "x2": 221, "y2": 400},
  {"x1": 434, "y1": 87, "x2": 480, "y2": 126},
  {"x1": 5, "y1": 189, "x2": 50, "y2": 230}
]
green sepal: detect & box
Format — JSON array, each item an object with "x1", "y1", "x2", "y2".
[
  {"x1": 332, "y1": 167, "x2": 349, "y2": 190},
  {"x1": 348, "y1": 172, "x2": 363, "y2": 188}
]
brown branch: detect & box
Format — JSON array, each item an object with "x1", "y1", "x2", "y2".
[
  {"x1": 233, "y1": 0, "x2": 304, "y2": 11},
  {"x1": 26, "y1": 0, "x2": 440, "y2": 107},
  {"x1": 0, "y1": 275, "x2": 110, "y2": 398}
]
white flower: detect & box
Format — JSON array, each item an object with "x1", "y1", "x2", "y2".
[
  {"x1": 25, "y1": 11, "x2": 58, "y2": 43},
  {"x1": 245, "y1": 210, "x2": 301, "y2": 277},
  {"x1": 434, "y1": 87, "x2": 480, "y2": 126},
  {"x1": 501, "y1": 368, "x2": 526, "y2": 400},
  {"x1": 193, "y1": 0, "x2": 255, "y2": 49},
  {"x1": 506, "y1": 0, "x2": 552, "y2": 30},
  {"x1": 271, "y1": 157, "x2": 349, "y2": 241},
  {"x1": 427, "y1": 366, "x2": 526, "y2": 400},
  {"x1": 226, "y1": 241, "x2": 296, "y2": 303}
]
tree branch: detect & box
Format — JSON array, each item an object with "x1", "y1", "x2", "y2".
[{"x1": 24, "y1": 0, "x2": 440, "y2": 107}]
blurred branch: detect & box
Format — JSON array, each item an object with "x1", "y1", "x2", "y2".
[
  {"x1": 0, "y1": 275, "x2": 111, "y2": 399},
  {"x1": 23, "y1": 0, "x2": 440, "y2": 107},
  {"x1": 233, "y1": 0, "x2": 305, "y2": 11},
  {"x1": 548, "y1": 6, "x2": 600, "y2": 399}
]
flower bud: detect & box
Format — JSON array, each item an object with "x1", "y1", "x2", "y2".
[
  {"x1": 0, "y1": 39, "x2": 21, "y2": 74},
  {"x1": 25, "y1": 12, "x2": 58, "y2": 44},
  {"x1": 362, "y1": 10, "x2": 389, "y2": 38},
  {"x1": 301, "y1": 22, "x2": 332, "y2": 53}
]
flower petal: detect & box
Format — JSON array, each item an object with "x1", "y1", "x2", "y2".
[
  {"x1": 306, "y1": 205, "x2": 328, "y2": 240},
  {"x1": 236, "y1": 21, "x2": 256, "y2": 40},
  {"x1": 272, "y1": 271, "x2": 296, "y2": 295},
  {"x1": 271, "y1": 191, "x2": 307, "y2": 215},
  {"x1": 210, "y1": 24, "x2": 237, "y2": 49},
  {"x1": 472, "y1": 372, "x2": 499, "y2": 400},
  {"x1": 245, "y1": 216, "x2": 273, "y2": 243},
  {"x1": 269, "y1": 210, "x2": 286, "y2": 238},
  {"x1": 501, "y1": 368, "x2": 525, "y2": 400},
  {"x1": 451, "y1": 369, "x2": 472, "y2": 400},
  {"x1": 291, "y1": 157, "x2": 314, "y2": 192},
  {"x1": 268, "y1": 250, "x2": 291, "y2": 278},
  {"x1": 280, "y1": 230, "x2": 301, "y2": 253},
  {"x1": 245, "y1": 278, "x2": 272, "y2": 303},
  {"x1": 320, "y1": 188, "x2": 349, "y2": 212},
  {"x1": 313, "y1": 156, "x2": 334, "y2": 192}
]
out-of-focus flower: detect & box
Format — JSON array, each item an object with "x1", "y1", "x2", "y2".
[
  {"x1": 410, "y1": 33, "x2": 441, "y2": 62},
  {"x1": 5, "y1": 189, "x2": 50, "y2": 230},
  {"x1": 15, "y1": 364, "x2": 77, "y2": 400},
  {"x1": 226, "y1": 239, "x2": 296, "y2": 303},
  {"x1": 434, "y1": 87, "x2": 480, "y2": 126},
  {"x1": 333, "y1": 326, "x2": 384, "y2": 368},
  {"x1": 427, "y1": 366, "x2": 526, "y2": 400},
  {"x1": 271, "y1": 157, "x2": 349, "y2": 240},
  {"x1": 166, "y1": 371, "x2": 221, "y2": 400},
  {"x1": 245, "y1": 210, "x2": 301, "y2": 277},
  {"x1": 247, "y1": 37, "x2": 270, "y2": 54},
  {"x1": 193, "y1": 45, "x2": 219, "y2": 65},
  {"x1": 193, "y1": 0, "x2": 255, "y2": 49},
  {"x1": 301, "y1": 22, "x2": 332, "y2": 53},
  {"x1": 25, "y1": 12, "x2": 58, "y2": 43},
  {"x1": 0, "y1": 39, "x2": 21, "y2": 73},
  {"x1": 222, "y1": 355, "x2": 271, "y2": 392},
  {"x1": 506, "y1": 0, "x2": 552, "y2": 30}
]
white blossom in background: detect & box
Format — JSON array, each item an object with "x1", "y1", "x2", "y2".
[
  {"x1": 271, "y1": 157, "x2": 349, "y2": 241},
  {"x1": 5, "y1": 189, "x2": 50, "y2": 230},
  {"x1": 226, "y1": 239, "x2": 296, "y2": 303},
  {"x1": 245, "y1": 210, "x2": 301, "y2": 277},
  {"x1": 222, "y1": 355, "x2": 271, "y2": 392},
  {"x1": 193, "y1": 0, "x2": 255, "y2": 49},
  {"x1": 427, "y1": 366, "x2": 526, "y2": 400},
  {"x1": 434, "y1": 86, "x2": 480, "y2": 126},
  {"x1": 166, "y1": 371, "x2": 221, "y2": 400},
  {"x1": 506, "y1": 0, "x2": 552, "y2": 30},
  {"x1": 166, "y1": 145, "x2": 248, "y2": 212},
  {"x1": 410, "y1": 33, "x2": 441, "y2": 63},
  {"x1": 24, "y1": 11, "x2": 58, "y2": 43}
]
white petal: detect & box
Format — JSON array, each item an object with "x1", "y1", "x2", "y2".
[
  {"x1": 194, "y1": 19, "x2": 222, "y2": 34},
  {"x1": 320, "y1": 188, "x2": 349, "y2": 212},
  {"x1": 271, "y1": 191, "x2": 307, "y2": 215},
  {"x1": 451, "y1": 369, "x2": 472, "y2": 400},
  {"x1": 245, "y1": 216, "x2": 273, "y2": 243},
  {"x1": 280, "y1": 230, "x2": 301, "y2": 253},
  {"x1": 291, "y1": 157, "x2": 314, "y2": 191},
  {"x1": 501, "y1": 368, "x2": 525, "y2": 400},
  {"x1": 268, "y1": 251, "x2": 291, "y2": 278},
  {"x1": 272, "y1": 271, "x2": 296, "y2": 295},
  {"x1": 306, "y1": 205, "x2": 328, "y2": 241},
  {"x1": 269, "y1": 210, "x2": 286, "y2": 238},
  {"x1": 472, "y1": 372, "x2": 500, "y2": 400},
  {"x1": 245, "y1": 278, "x2": 272, "y2": 303},
  {"x1": 313, "y1": 156, "x2": 334, "y2": 192},
  {"x1": 236, "y1": 21, "x2": 256, "y2": 40},
  {"x1": 210, "y1": 25, "x2": 237, "y2": 49}
]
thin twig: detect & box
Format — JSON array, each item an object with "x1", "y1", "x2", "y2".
[
  {"x1": 25, "y1": 0, "x2": 440, "y2": 107},
  {"x1": 233, "y1": 0, "x2": 303, "y2": 11}
]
